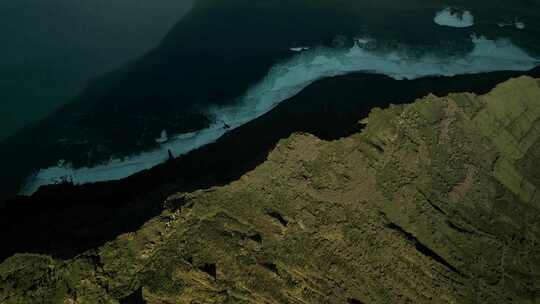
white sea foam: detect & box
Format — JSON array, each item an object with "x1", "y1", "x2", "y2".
[
  {"x1": 498, "y1": 19, "x2": 526, "y2": 30},
  {"x1": 434, "y1": 8, "x2": 474, "y2": 28},
  {"x1": 20, "y1": 125, "x2": 228, "y2": 195},
  {"x1": 290, "y1": 47, "x2": 310, "y2": 52},
  {"x1": 356, "y1": 38, "x2": 372, "y2": 45},
  {"x1": 21, "y1": 35, "x2": 539, "y2": 195},
  {"x1": 155, "y1": 130, "x2": 169, "y2": 144}
]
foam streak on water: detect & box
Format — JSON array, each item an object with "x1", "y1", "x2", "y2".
[{"x1": 21, "y1": 35, "x2": 540, "y2": 195}]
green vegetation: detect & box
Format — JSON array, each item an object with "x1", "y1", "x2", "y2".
[{"x1": 2, "y1": 77, "x2": 540, "y2": 303}]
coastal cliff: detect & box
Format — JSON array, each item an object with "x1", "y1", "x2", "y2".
[{"x1": 1, "y1": 76, "x2": 539, "y2": 303}]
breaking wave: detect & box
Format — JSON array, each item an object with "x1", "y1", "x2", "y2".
[
  {"x1": 21, "y1": 35, "x2": 540, "y2": 195},
  {"x1": 434, "y1": 8, "x2": 475, "y2": 28}
]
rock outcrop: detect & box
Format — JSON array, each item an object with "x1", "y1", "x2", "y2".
[{"x1": 1, "y1": 76, "x2": 540, "y2": 303}]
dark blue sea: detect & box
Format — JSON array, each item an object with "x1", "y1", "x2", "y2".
[{"x1": 1, "y1": 0, "x2": 540, "y2": 202}]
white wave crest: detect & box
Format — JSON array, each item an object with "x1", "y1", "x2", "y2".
[
  {"x1": 290, "y1": 46, "x2": 310, "y2": 52},
  {"x1": 434, "y1": 8, "x2": 474, "y2": 28},
  {"x1": 21, "y1": 35, "x2": 539, "y2": 195},
  {"x1": 498, "y1": 19, "x2": 526, "y2": 30}
]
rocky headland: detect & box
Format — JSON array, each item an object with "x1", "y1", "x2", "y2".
[{"x1": 1, "y1": 76, "x2": 540, "y2": 303}]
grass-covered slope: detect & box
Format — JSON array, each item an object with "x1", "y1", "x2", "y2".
[{"x1": 1, "y1": 76, "x2": 540, "y2": 303}]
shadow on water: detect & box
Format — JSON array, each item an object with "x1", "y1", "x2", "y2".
[{"x1": 0, "y1": 66, "x2": 538, "y2": 262}]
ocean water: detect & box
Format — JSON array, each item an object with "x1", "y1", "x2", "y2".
[
  {"x1": 0, "y1": 0, "x2": 194, "y2": 141},
  {"x1": 2, "y1": 0, "x2": 540, "y2": 201}
]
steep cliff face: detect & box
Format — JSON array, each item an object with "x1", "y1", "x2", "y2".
[{"x1": 1, "y1": 77, "x2": 540, "y2": 303}]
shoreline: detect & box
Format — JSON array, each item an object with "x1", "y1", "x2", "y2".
[{"x1": 1, "y1": 67, "x2": 539, "y2": 262}]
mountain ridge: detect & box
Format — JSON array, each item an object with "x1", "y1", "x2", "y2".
[{"x1": 2, "y1": 76, "x2": 539, "y2": 303}]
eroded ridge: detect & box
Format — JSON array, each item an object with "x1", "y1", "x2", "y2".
[{"x1": 2, "y1": 77, "x2": 540, "y2": 303}]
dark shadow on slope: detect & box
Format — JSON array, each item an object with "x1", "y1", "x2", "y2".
[
  {"x1": 120, "y1": 287, "x2": 147, "y2": 304},
  {"x1": 386, "y1": 223, "x2": 463, "y2": 276}
]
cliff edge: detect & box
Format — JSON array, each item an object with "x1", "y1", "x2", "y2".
[{"x1": 1, "y1": 76, "x2": 540, "y2": 303}]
